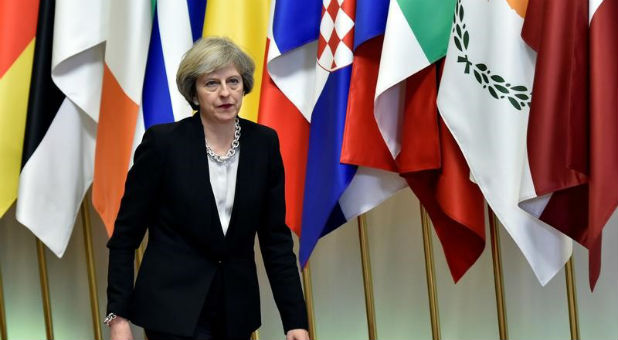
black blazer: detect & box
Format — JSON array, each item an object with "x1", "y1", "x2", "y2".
[{"x1": 106, "y1": 114, "x2": 308, "y2": 337}]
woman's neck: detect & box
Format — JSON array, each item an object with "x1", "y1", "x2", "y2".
[{"x1": 200, "y1": 114, "x2": 236, "y2": 155}]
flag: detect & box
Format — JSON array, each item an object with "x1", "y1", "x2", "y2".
[
  {"x1": 16, "y1": 0, "x2": 66, "y2": 249},
  {"x1": 437, "y1": 0, "x2": 572, "y2": 285},
  {"x1": 258, "y1": 0, "x2": 330, "y2": 239},
  {"x1": 342, "y1": 0, "x2": 485, "y2": 281},
  {"x1": 203, "y1": 0, "x2": 270, "y2": 122},
  {"x1": 337, "y1": 0, "x2": 409, "y2": 227},
  {"x1": 258, "y1": 0, "x2": 318, "y2": 236},
  {"x1": 520, "y1": 0, "x2": 617, "y2": 288},
  {"x1": 398, "y1": 65, "x2": 486, "y2": 282},
  {"x1": 21, "y1": 0, "x2": 65, "y2": 172},
  {"x1": 0, "y1": 0, "x2": 39, "y2": 217},
  {"x1": 374, "y1": 0, "x2": 455, "y2": 155},
  {"x1": 92, "y1": 0, "x2": 152, "y2": 235},
  {"x1": 259, "y1": 0, "x2": 406, "y2": 265},
  {"x1": 15, "y1": 0, "x2": 106, "y2": 257},
  {"x1": 139, "y1": 0, "x2": 206, "y2": 145},
  {"x1": 300, "y1": 0, "x2": 407, "y2": 265},
  {"x1": 257, "y1": 39, "x2": 310, "y2": 236},
  {"x1": 93, "y1": 0, "x2": 207, "y2": 235}
]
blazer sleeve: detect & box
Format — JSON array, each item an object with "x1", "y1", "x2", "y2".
[
  {"x1": 257, "y1": 131, "x2": 309, "y2": 333},
  {"x1": 106, "y1": 127, "x2": 164, "y2": 318}
]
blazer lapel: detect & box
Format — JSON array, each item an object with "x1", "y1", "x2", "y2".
[
  {"x1": 187, "y1": 113, "x2": 226, "y2": 241},
  {"x1": 224, "y1": 118, "x2": 255, "y2": 240}
]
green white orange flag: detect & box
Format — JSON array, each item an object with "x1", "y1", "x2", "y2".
[
  {"x1": 93, "y1": 0, "x2": 152, "y2": 235},
  {"x1": 202, "y1": 0, "x2": 270, "y2": 122},
  {"x1": 437, "y1": 0, "x2": 572, "y2": 285},
  {"x1": 0, "y1": 0, "x2": 39, "y2": 217}
]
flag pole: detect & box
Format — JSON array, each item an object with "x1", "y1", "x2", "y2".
[
  {"x1": 80, "y1": 198, "x2": 102, "y2": 340},
  {"x1": 564, "y1": 257, "x2": 580, "y2": 340},
  {"x1": 36, "y1": 240, "x2": 54, "y2": 339},
  {"x1": 0, "y1": 262, "x2": 7, "y2": 340},
  {"x1": 302, "y1": 262, "x2": 317, "y2": 339},
  {"x1": 357, "y1": 214, "x2": 377, "y2": 339},
  {"x1": 488, "y1": 208, "x2": 508, "y2": 339},
  {"x1": 420, "y1": 206, "x2": 441, "y2": 340}
]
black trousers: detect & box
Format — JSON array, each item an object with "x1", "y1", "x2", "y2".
[{"x1": 145, "y1": 269, "x2": 251, "y2": 340}]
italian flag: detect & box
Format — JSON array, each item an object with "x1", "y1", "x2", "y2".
[
  {"x1": 374, "y1": 0, "x2": 454, "y2": 156},
  {"x1": 341, "y1": 0, "x2": 487, "y2": 281}
]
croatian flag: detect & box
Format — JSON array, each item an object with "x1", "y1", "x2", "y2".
[{"x1": 259, "y1": 0, "x2": 405, "y2": 266}]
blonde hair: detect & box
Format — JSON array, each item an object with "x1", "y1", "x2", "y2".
[{"x1": 176, "y1": 37, "x2": 255, "y2": 110}]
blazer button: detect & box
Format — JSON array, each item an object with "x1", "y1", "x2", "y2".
[{"x1": 217, "y1": 260, "x2": 223, "y2": 264}]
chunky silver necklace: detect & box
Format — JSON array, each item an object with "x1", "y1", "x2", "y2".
[{"x1": 205, "y1": 117, "x2": 241, "y2": 163}]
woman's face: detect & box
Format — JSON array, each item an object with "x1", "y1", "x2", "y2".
[{"x1": 195, "y1": 63, "x2": 244, "y2": 124}]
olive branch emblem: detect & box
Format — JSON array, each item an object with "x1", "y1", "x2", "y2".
[{"x1": 452, "y1": 0, "x2": 531, "y2": 110}]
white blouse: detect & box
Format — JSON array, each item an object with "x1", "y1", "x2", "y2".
[{"x1": 207, "y1": 151, "x2": 239, "y2": 235}]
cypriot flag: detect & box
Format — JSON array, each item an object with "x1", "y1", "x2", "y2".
[{"x1": 437, "y1": 0, "x2": 572, "y2": 285}]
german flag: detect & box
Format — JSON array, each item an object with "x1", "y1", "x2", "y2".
[{"x1": 0, "y1": 0, "x2": 39, "y2": 217}]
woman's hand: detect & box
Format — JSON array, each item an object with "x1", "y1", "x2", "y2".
[
  {"x1": 286, "y1": 328, "x2": 310, "y2": 340},
  {"x1": 109, "y1": 316, "x2": 134, "y2": 340}
]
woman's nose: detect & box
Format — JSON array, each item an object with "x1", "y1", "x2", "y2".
[{"x1": 219, "y1": 84, "x2": 231, "y2": 96}]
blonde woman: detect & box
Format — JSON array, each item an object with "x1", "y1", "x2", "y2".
[{"x1": 105, "y1": 37, "x2": 309, "y2": 340}]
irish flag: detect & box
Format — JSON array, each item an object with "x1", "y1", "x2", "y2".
[{"x1": 93, "y1": 0, "x2": 151, "y2": 235}]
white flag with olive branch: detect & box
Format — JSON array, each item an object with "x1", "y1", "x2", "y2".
[{"x1": 437, "y1": 0, "x2": 572, "y2": 285}]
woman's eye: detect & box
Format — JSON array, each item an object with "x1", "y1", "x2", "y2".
[
  {"x1": 205, "y1": 81, "x2": 217, "y2": 87},
  {"x1": 229, "y1": 78, "x2": 240, "y2": 84}
]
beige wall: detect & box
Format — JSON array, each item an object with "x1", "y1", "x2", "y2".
[{"x1": 1, "y1": 189, "x2": 617, "y2": 339}]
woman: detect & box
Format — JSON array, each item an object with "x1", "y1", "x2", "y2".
[{"x1": 105, "y1": 37, "x2": 309, "y2": 340}]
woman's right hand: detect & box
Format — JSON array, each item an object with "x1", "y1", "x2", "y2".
[{"x1": 109, "y1": 316, "x2": 134, "y2": 340}]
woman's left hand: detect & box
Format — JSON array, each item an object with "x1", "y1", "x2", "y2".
[{"x1": 286, "y1": 328, "x2": 310, "y2": 340}]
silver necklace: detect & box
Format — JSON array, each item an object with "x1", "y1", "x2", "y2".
[{"x1": 205, "y1": 117, "x2": 241, "y2": 163}]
